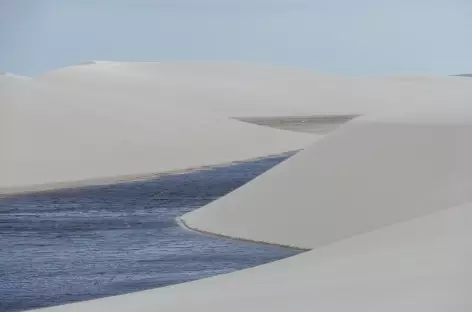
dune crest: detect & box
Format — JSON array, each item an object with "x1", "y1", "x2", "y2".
[{"x1": 34, "y1": 61, "x2": 472, "y2": 117}]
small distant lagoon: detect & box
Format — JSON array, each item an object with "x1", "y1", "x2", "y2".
[{"x1": 0, "y1": 155, "x2": 300, "y2": 312}]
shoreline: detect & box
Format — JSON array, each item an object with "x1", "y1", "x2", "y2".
[
  {"x1": 177, "y1": 217, "x2": 310, "y2": 252},
  {"x1": 0, "y1": 150, "x2": 298, "y2": 198}
]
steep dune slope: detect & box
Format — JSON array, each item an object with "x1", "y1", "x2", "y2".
[{"x1": 182, "y1": 114, "x2": 472, "y2": 249}]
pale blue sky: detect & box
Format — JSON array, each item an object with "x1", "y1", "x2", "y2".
[{"x1": 1, "y1": 0, "x2": 471, "y2": 76}]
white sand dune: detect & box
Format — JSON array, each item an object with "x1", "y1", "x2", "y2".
[
  {"x1": 34, "y1": 61, "x2": 472, "y2": 117},
  {"x1": 3, "y1": 62, "x2": 471, "y2": 310},
  {"x1": 34, "y1": 61, "x2": 344, "y2": 117},
  {"x1": 0, "y1": 68, "x2": 316, "y2": 193},
  {"x1": 182, "y1": 114, "x2": 472, "y2": 249}
]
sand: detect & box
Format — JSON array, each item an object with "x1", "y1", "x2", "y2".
[
  {"x1": 182, "y1": 114, "x2": 472, "y2": 249},
  {"x1": 1, "y1": 63, "x2": 320, "y2": 192},
  {"x1": 34, "y1": 61, "x2": 472, "y2": 117},
  {"x1": 2, "y1": 62, "x2": 471, "y2": 311}
]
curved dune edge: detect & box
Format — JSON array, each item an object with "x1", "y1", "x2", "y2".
[{"x1": 177, "y1": 217, "x2": 310, "y2": 251}]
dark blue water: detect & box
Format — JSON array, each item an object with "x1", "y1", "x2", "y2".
[{"x1": 0, "y1": 155, "x2": 299, "y2": 312}]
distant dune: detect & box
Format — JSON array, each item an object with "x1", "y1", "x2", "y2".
[
  {"x1": 2, "y1": 62, "x2": 471, "y2": 311},
  {"x1": 34, "y1": 62, "x2": 472, "y2": 117}
]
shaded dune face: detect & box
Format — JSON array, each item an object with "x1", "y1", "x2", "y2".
[{"x1": 182, "y1": 116, "x2": 472, "y2": 249}]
